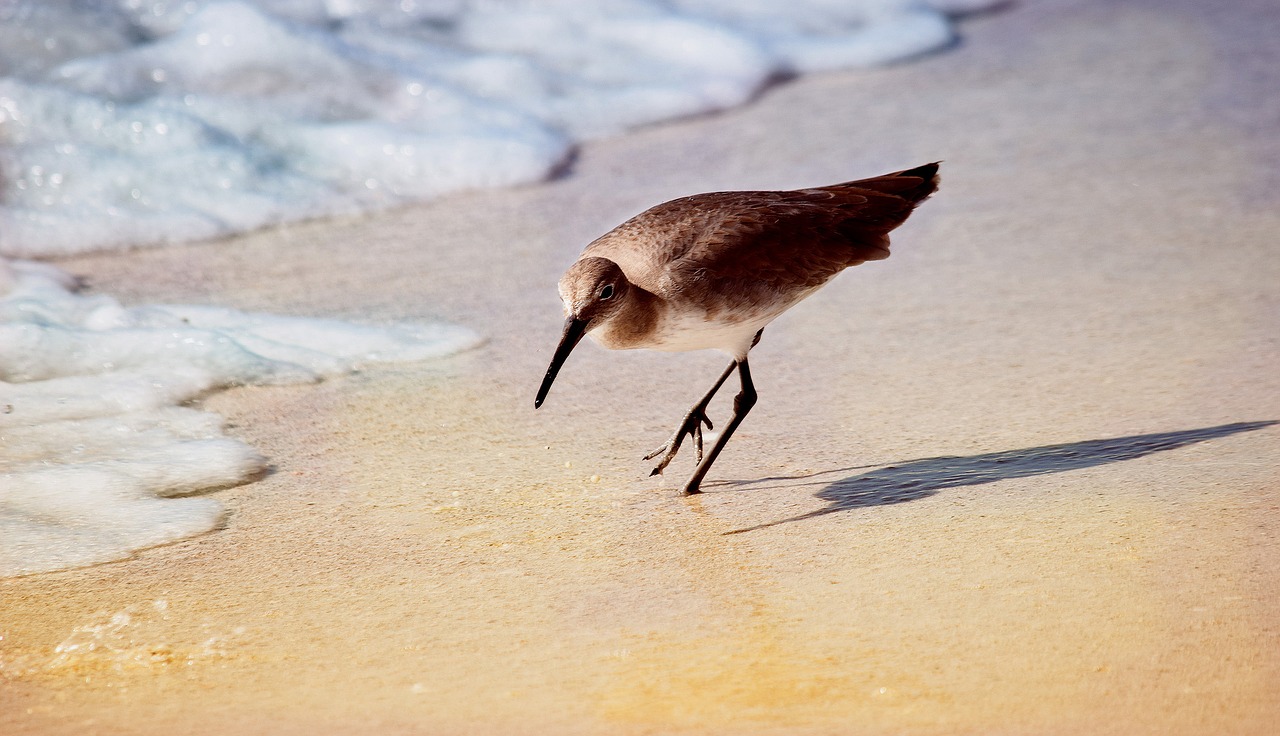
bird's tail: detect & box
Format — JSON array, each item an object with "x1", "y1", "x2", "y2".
[
  {"x1": 838, "y1": 162, "x2": 940, "y2": 204},
  {"x1": 820, "y1": 163, "x2": 941, "y2": 263}
]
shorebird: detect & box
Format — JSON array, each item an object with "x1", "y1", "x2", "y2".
[{"x1": 535, "y1": 163, "x2": 940, "y2": 495}]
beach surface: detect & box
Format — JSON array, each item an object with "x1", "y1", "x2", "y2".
[{"x1": 3, "y1": 0, "x2": 1279, "y2": 733}]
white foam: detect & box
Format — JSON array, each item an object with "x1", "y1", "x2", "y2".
[
  {"x1": 0, "y1": 599, "x2": 242, "y2": 676},
  {"x1": 0, "y1": 0, "x2": 998, "y2": 257},
  {"x1": 0, "y1": 257, "x2": 481, "y2": 577}
]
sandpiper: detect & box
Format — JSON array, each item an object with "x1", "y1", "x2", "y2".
[{"x1": 536, "y1": 163, "x2": 940, "y2": 494}]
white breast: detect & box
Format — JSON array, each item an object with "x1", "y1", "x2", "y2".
[{"x1": 639, "y1": 308, "x2": 776, "y2": 358}]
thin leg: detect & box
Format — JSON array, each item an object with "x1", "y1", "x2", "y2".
[
  {"x1": 646, "y1": 329, "x2": 765, "y2": 479},
  {"x1": 682, "y1": 358, "x2": 757, "y2": 495},
  {"x1": 645, "y1": 359, "x2": 735, "y2": 475}
]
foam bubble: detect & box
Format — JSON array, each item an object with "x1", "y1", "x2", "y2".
[
  {"x1": 0, "y1": 0, "x2": 997, "y2": 257},
  {"x1": 4, "y1": 599, "x2": 244, "y2": 677},
  {"x1": 0, "y1": 257, "x2": 481, "y2": 577}
]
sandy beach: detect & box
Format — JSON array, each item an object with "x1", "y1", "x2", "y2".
[{"x1": 3, "y1": 0, "x2": 1279, "y2": 733}]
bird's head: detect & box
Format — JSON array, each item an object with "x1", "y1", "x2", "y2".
[
  {"x1": 535, "y1": 257, "x2": 631, "y2": 408},
  {"x1": 559, "y1": 256, "x2": 630, "y2": 324}
]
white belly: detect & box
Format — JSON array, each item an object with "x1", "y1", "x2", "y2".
[
  {"x1": 585, "y1": 285, "x2": 821, "y2": 359},
  {"x1": 641, "y1": 309, "x2": 776, "y2": 358}
]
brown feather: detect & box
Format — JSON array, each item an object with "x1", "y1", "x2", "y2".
[
  {"x1": 543, "y1": 163, "x2": 940, "y2": 491},
  {"x1": 583, "y1": 163, "x2": 939, "y2": 316}
]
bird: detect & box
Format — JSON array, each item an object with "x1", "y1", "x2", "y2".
[{"x1": 535, "y1": 162, "x2": 940, "y2": 495}]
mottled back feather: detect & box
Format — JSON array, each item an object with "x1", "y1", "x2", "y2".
[{"x1": 582, "y1": 163, "x2": 939, "y2": 317}]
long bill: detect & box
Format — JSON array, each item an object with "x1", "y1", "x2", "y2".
[{"x1": 534, "y1": 317, "x2": 588, "y2": 408}]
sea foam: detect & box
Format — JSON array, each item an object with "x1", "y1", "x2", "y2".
[
  {"x1": 0, "y1": 0, "x2": 995, "y2": 257},
  {"x1": 0, "y1": 1, "x2": 994, "y2": 576},
  {"x1": 0, "y1": 257, "x2": 481, "y2": 577}
]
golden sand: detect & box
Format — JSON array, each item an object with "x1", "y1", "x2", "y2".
[{"x1": 3, "y1": 2, "x2": 1278, "y2": 734}]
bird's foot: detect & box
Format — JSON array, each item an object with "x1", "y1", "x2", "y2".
[{"x1": 644, "y1": 407, "x2": 714, "y2": 476}]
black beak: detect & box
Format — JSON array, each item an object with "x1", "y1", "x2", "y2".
[{"x1": 535, "y1": 317, "x2": 588, "y2": 408}]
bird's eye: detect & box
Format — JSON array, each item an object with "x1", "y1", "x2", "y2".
[{"x1": 599, "y1": 284, "x2": 615, "y2": 300}]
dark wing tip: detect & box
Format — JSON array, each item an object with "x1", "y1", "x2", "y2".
[
  {"x1": 825, "y1": 162, "x2": 940, "y2": 204},
  {"x1": 897, "y1": 162, "x2": 941, "y2": 180},
  {"x1": 892, "y1": 162, "x2": 941, "y2": 202}
]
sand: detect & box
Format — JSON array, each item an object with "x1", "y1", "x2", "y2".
[{"x1": 3, "y1": 0, "x2": 1278, "y2": 733}]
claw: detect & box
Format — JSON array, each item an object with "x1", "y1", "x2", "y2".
[
  {"x1": 693, "y1": 410, "x2": 713, "y2": 462},
  {"x1": 644, "y1": 407, "x2": 713, "y2": 475}
]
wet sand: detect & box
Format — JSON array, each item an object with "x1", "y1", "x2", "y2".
[{"x1": 3, "y1": 0, "x2": 1279, "y2": 733}]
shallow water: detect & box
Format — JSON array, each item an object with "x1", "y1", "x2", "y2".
[
  {"x1": 0, "y1": 0, "x2": 993, "y2": 257},
  {"x1": 0, "y1": 256, "x2": 480, "y2": 577},
  {"x1": 0, "y1": 0, "x2": 999, "y2": 578},
  {"x1": 1, "y1": 0, "x2": 1276, "y2": 731}
]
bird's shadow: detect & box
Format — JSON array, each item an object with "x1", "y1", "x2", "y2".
[{"x1": 722, "y1": 421, "x2": 1276, "y2": 534}]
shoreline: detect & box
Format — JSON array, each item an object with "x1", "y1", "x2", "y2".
[{"x1": 4, "y1": 1, "x2": 1279, "y2": 733}]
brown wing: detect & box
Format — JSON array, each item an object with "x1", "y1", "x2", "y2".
[{"x1": 584, "y1": 163, "x2": 939, "y2": 312}]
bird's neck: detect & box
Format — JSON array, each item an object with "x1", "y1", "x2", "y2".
[{"x1": 593, "y1": 286, "x2": 660, "y2": 350}]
